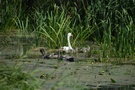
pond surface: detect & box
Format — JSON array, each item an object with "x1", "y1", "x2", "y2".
[
  {"x1": 0, "y1": 36, "x2": 135, "y2": 90},
  {"x1": 0, "y1": 57, "x2": 135, "y2": 90}
]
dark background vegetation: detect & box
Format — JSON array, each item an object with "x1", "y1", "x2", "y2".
[{"x1": 0, "y1": 0, "x2": 135, "y2": 58}]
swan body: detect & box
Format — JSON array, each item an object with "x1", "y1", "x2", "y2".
[{"x1": 61, "y1": 33, "x2": 74, "y2": 53}]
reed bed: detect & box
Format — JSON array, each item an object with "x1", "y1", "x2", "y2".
[{"x1": 0, "y1": 0, "x2": 134, "y2": 58}]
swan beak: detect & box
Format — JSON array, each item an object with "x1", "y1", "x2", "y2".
[{"x1": 71, "y1": 34, "x2": 73, "y2": 36}]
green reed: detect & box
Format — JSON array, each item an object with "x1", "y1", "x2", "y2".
[
  {"x1": 0, "y1": 63, "x2": 39, "y2": 90},
  {"x1": 34, "y1": 8, "x2": 71, "y2": 48},
  {"x1": 1, "y1": 0, "x2": 134, "y2": 58},
  {"x1": 0, "y1": 0, "x2": 24, "y2": 32},
  {"x1": 14, "y1": 17, "x2": 29, "y2": 36},
  {"x1": 85, "y1": 0, "x2": 135, "y2": 58},
  {"x1": 34, "y1": 4, "x2": 94, "y2": 48},
  {"x1": 114, "y1": 9, "x2": 135, "y2": 58}
]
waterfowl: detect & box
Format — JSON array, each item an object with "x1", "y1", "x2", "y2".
[
  {"x1": 79, "y1": 46, "x2": 90, "y2": 53},
  {"x1": 61, "y1": 33, "x2": 74, "y2": 53}
]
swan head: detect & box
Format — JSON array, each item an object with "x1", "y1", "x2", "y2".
[{"x1": 68, "y1": 33, "x2": 73, "y2": 37}]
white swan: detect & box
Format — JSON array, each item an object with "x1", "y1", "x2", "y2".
[{"x1": 61, "y1": 33, "x2": 74, "y2": 53}]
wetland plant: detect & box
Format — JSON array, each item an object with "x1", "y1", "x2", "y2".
[
  {"x1": 1, "y1": 0, "x2": 135, "y2": 60},
  {"x1": 0, "y1": 63, "x2": 40, "y2": 90}
]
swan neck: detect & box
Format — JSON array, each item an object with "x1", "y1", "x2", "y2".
[{"x1": 68, "y1": 35, "x2": 73, "y2": 49}]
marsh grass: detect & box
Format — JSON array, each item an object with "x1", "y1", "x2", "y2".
[
  {"x1": 0, "y1": 0, "x2": 24, "y2": 33},
  {"x1": 88, "y1": 0, "x2": 135, "y2": 59},
  {"x1": 100, "y1": 9, "x2": 135, "y2": 58},
  {"x1": 0, "y1": 63, "x2": 39, "y2": 90},
  {"x1": 34, "y1": 5, "x2": 94, "y2": 49},
  {"x1": 114, "y1": 10, "x2": 135, "y2": 58},
  {"x1": 34, "y1": 9, "x2": 71, "y2": 48},
  {"x1": 14, "y1": 17, "x2": 29, "y2": 36},
  {"x1": 1, "y1": 0, "x2": 134, "y2": 58}
]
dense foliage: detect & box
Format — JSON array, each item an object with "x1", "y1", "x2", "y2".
[{"x1": 0, "y1": 0, "x2": 135, "y2": 58}]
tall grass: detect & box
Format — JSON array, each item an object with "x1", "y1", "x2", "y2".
[
  {"x1": 0, "y1": 63, "x2": 39, "y2": 90},
  {"x1": 114, "y1": 9, "x2": 135, "y2": 58},
  {"x1": 34, "y1": 9, "x2": 71, "y2": 48},
  {"x1": 1, "y1": 0, "x2": 135, "y2": 58},
  {"x1": 0, "y1": 0, "x2": 24, "y2": 33},
  {"x1": 34, "y1": 4, "x2": 94, "y2": 48},
  {"x1": 100, "y1": 8, "x2": 135, "y2": 58},
  {"x1": 85, "y1": 0, "x2": 135, "y2": 58},
  {"x1": 14, "y1": 17, "x2": 29, "y2": 36}
]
